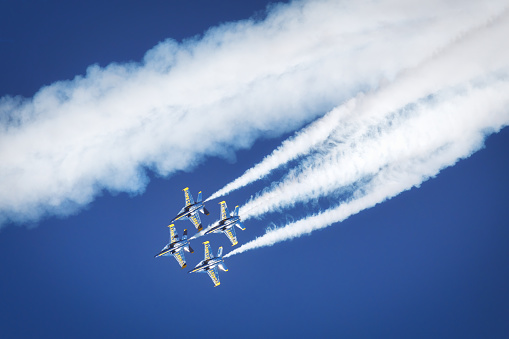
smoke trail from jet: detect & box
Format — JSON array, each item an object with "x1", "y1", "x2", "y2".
[
  {"x1": 238, "y1": 10, "x2": 509, "y2": 221},
  {"x1": 206, "y1": 2, "x2": 509, "y2": 202},
  {"x1": 227, "y1": 74, "x2": 509, "y2": 257},
  {"x1": 225, "y1": 11, "x2": 509, "y2": 256},
  {"x1": 205, "y1": 101, "x2": 356, "y2": 202},
  {"x1": 1, "y1": 0, "x2": 506, "y2": 227}
]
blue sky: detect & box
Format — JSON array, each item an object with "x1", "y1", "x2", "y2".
[{"x1": 1, "y1": 1, "x2": 508, "y2": 338}]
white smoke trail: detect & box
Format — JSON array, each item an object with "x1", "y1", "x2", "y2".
[
  {"x1": 239, "y1": 10, "x2": 509, "y2": 220},
  {"x1": 205, "y1": 0, "x2": 508, "y2": 201},
  {"x1": 227, "y1": 74, "x2": 509, "y2": 256},
  {"x1": 205, "y1": 101, "x2": 356, "y2": 201},
  {"x1": 1, "y1": 0, "x2": 506, "y2": 227}
]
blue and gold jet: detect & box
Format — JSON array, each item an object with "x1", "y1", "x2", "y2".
[
  {"x1": 188, "y1": 241, "x2": 228, "y2": 287},
  {"x1": 171, "y1": 187, "x2": 210, "y2": 231},
  {"x1": 154, "y1": 224, "x2": 194, "y2": 269},
  {"x1": 205, "y1": 201, "x2": 246, "y2": 246}
]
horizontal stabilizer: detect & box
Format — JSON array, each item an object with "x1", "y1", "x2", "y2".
[
  {"x1": 217, "y1": 246, "x2": 223, "y2": 258},
  {"x1": 236, "y1": 222, "x2": 246, "y2": 231},
  {"x1": 202, "y1": 207, "x2": 210, "y2": 216},
  {"x1": 188, "y1": 244, "x2": 194, "y2": 253}
]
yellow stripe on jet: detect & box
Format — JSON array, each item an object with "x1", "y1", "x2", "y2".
[
  {"x1": 168, "y1": 224, "x2": 177, "y2": 242},
  {"x1": 184, "y1": 188, "x2": 192, "y2": 206},
  {"x1": 208, "y1": 269, "x2": 220, "y2": 287},
  {"x1": 174, "y1": 251, "x2": 186, "y2": 268},
  {"x1": 156, "y1": 248, "x2": 172, "y2": 257},
  {"x1": 219, "y1": 201, "x2": 227, "y2": 220},
  {"x1": 225, "y1": 229, "x2": 238, "y2": 246},
  {"x1": 203, "y1": 241, "x2": 212, "y2": 260}
]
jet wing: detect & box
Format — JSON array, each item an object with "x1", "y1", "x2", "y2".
[
  {"x1": 168, "y1": 224, "x2": 178, "y2": 243},
  {"x1": 173, "y1": 248, "x2": 187, "y2": 268},
  {"x1": 224, "y1": 226, "x2": 238, "y2": 246},
  {"x1": 219, "y1": 201, "x2": 230, "y2": 221},
  {"x1": 183, "y1": 187, "x2": 194, "y2": 207},
  {"x1": 203, "y1": 241, "x2": 212, "y2": 260},
  {"x1": 189, "y1": 212, "x2": 202, "y2": 231},
  {"x1": 207, "y1": 267, "x2": 221, "y2": 287}
]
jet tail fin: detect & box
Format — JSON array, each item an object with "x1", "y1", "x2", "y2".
[
  {"x1": 197, "y1": 191, "x2": 203, "y2": 203},
  {"x1": 217, "y1": 246, "x2": 223, "y2": 258},
  {"x1": 233, "y1": 205, "x2": 239, "y2": 217}
]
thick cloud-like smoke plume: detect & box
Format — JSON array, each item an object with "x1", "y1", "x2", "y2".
[{"x1": 0, "y1": 0, "x2": 506, "y2": 227}]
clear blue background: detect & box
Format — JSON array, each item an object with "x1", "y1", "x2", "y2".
[{"x1": 1, "y1": 1, "x2": 508, "y2": 338}]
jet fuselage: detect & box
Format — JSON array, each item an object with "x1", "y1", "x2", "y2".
[
  {"x1": 206, "y1": 215, "x2": 241, "y2": 233},
  {"x1": 155, "y1": 238, "x2": 188, "y2": 257},
  {"x1": 189, "y1": 257, "x2": 223, "y2": 273},
  {"x1": 172, "y1": 202, "x2": 204, "y2": 221}
]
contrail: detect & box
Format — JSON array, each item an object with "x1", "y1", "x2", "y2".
[
  {"x1": 226, "y1": 75, "x2": 509, "y2": 257},
  {"x1": 205, "y1": 101, "x2": 356, "y2": 202},
  {"x1": 225, "y1": 11, "x2": 509, "y2": 255},
  {"x1": 205, "y1": 0, "x2": 507, "y2": 202},
  {"x1": 239, "y1": 10, "x2": 509, "y2": 220},
  {"x1": 1, "y1": 0, "x2": 505, "y2": 227}
]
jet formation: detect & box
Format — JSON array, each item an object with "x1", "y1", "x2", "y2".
[{"x1": 155, "y1": 188, "x2": 246, "y2": 286}]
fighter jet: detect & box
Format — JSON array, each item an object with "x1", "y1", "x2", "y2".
[
  {"x1": 188, "y1": 241, "x2": 228, "y2": 287},
  {"x1": 172, "y1": 187, "x2": 210, "y2": 231},
  {"x1": 154, "y1": 224, "x2": 194, "y2": 269},
  {"x1": 205, "y1": 201, "x2": 246, "y2": 246}
]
